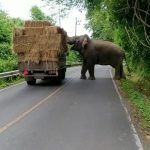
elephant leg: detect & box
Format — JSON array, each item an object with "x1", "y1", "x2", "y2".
[
  {"x1": 114, "y1": 65, "x2": 121, "y2": 80},
  {"x1": 80, "y1": 62, "x2": 87, "y2": 79},
  {"x1": 120, "y1": 64, "x2": 126, "y2": 79},
  {"x1": 87, "y1": 64, "x2": 95, "y2": 80}
]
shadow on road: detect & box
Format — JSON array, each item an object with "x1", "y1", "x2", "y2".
[{"x1": 33, "y1": 78, "x2": 65, "y2": 87}]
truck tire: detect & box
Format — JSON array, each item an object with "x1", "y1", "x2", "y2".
[
  {"x1": 59, "y1": 69, "x2": 66, "y2": 80},
  {"x1": 26, "y1": 79, "x2": 36, "y2": 85},
  {"x1": 60, "y1": 72, "x2": 65, "y2": 80}
]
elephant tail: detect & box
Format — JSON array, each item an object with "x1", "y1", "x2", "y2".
[{"x1": 124, "y1": 53, "x2": 131, "y2": 74}]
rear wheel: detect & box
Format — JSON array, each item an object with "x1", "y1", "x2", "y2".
[
  {"x1": 58, "y1": 69, "x2": 66, "y2": 80},
  {"x1": 26, "y1": 78, "x2": 36, "y2": 85},
  {"x1": 60, "y1": 71, "x2": 65, "y2": 80}
]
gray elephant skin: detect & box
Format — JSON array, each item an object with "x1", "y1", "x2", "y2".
[{"x1": 67, "y1": 34, "x2": 126, "y2": 80}]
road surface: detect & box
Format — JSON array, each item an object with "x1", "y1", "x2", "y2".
[{"x1": 0, "y1": 66, "x2": 144, "y2": 150}]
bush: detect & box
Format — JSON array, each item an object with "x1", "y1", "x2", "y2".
[
  {"x1": 0, "y1": 57, "x2": 17, "y2": 73},
  {"x1": 67, "y1": 50, "x2": 81, "y2": 65},
  {"x1": 0, "y1": 43, "x2": 11, "y2": 59},
  {"x1": 121, "y1": 79, "x2": 150, "y2": 129}
]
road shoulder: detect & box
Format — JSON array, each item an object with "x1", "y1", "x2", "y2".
[{"x1": 116, "y1": 80, "x2": 150, "y2": 150}]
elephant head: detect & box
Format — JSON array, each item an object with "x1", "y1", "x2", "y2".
[{"x1": 67, "y1": 35, "x2": 90, "y2": 54}]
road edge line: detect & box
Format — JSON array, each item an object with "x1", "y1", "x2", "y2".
[
  {"x1": 109, "y1": 69, "x2": 144, "y2": 150},
  {"x1": 0, "y1": 81, "x2": 25, "y2": 93}
]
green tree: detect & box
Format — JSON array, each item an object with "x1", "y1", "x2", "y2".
[
  {"x1": 0, "y1": 10, "x2": 12, "y2": 43},
  {"x1": 30, "y1": 6, "x2": 53, "y2": 22},
  {"x1": 0, "y1": 9, "x2": 23, "y2": 59}
]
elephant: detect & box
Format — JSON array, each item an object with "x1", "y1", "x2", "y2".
[{"x1": 67, "y1": 34, "x2": 127, "y2": 80}]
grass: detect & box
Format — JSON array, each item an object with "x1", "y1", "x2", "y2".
[
  {"x1": 120, "y1": 74, "x2": 150, "y2": 134},
  {"x1": 0, "y1": 76, "x2": 24, "y2": 89}
]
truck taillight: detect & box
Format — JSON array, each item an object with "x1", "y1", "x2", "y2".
[{"x1": 23, "y1": 69, "x2": 29, "y2": 75}]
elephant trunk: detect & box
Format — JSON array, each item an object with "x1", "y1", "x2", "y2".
[{"x1": 67, "y1": 36, "x2": 76, "y2": 45}]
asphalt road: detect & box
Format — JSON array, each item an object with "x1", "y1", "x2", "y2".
[{"x1": 0, "y1": 66, "x2": 144, "y2": 150}]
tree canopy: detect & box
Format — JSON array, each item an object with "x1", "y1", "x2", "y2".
[
  {"x1": 30, "y1": 6, "x2": 54, "y2": 22},
  {"x1": 0, "y1": 10, "x2": 23, "y2": 59}
]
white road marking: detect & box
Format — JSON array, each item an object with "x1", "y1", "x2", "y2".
[
  {"x1": 0, "y1": 85, "x2": 64, "y2": 134},
  {"x1": 109, "y1": 69, "x2": 144, "y2": 150},
  {"x1": 0, "y1": 67, "x2": 144, "y2": 150},
  {"x1": 0, "y1": 72, "x2": 78, "y2": 134}
]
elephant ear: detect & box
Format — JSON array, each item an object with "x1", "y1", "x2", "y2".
[{"x1": 82, "y1": 34, "x2": 90, "y2": 49}]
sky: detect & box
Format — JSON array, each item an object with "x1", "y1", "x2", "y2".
[{"x1": 0, "y1": 0, "x2": 90, "y2": 36}]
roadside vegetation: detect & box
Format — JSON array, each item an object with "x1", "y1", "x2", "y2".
[
  {"x1": 0, "y1": 76, "x2": 24, "y2": 89},
  {"x1": 0, "y1": 9, "x2": 23, "y2": 87},
  {"x1": 120, "y1": 77, "x2": 150, "y2": 131},
  {"x1": 0, "y1": 10, "x2": 23, "y2": 73}
]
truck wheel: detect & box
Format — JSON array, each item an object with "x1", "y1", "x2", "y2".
[
  {"x1": 59, "y1": 69, "x2": 66, "y2": 80},
  {"x1": 26, "y1": 79, "x2": 36, "y2": 85},
  {"x1": 61, "y1": 72, "x2": 65, "y2": 80}
]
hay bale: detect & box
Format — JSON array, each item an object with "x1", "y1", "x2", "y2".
[
  {"x1": 37, "y1": 34, "x2": 62, "y2": 52},
  {"x1": 30, "y1": 33, "x2": 67, "y2": 54},
  {"x1": 41, "y1": 55, "x2": 58, "y2": 62},
  {"x1": 25, "y1": 20, "x2": 52, "y2": 27},
  {"x1": 23, "y1": 27, "x2": 45, "y2": 36},
  {"x1": 13, "y1": 35, "x2": 37, "y2": 53},
  {"x1": 13, "y1": 28, "x2": 24, "y2": 37},
  {"x1": 13, "y1": 21, "x2": 68, "y2": 64},
  {"x1": 45, "y1": 26, "x2": 64, "y2": 34},
  {"x1": 13, "y1": 35, "x2": 36, "y2": 45},
  {"x1": 24, "y1": 52, "x2": 40, "y2": 64},
  {"x1": 40, "y1": 51, "x2": 58, "y2": 61},
  {"x1": 13, "y1": 43, "x2": 33, "y2": 53},
  {"x1": 17, "y1": 53, "x2": 25, "y2": 62}
]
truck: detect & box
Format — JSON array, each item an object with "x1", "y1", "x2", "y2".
[
  {"x1": 13, "y1": 20, "x2": 68, "y2": 85},
  {"x1": 18, "y1": 54, "x2": 67, "y2": 85}
]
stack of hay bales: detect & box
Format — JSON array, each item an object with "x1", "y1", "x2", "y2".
[
  {"x1": 13, "y1": 20, "x2": 68, "y2": 69},
  {"x1": 24, "y1": 20, "x2": 52, "y2": 27}
]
